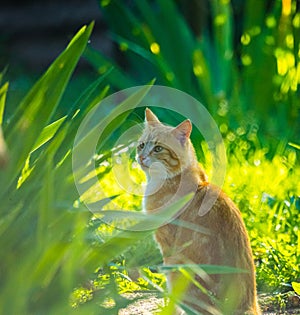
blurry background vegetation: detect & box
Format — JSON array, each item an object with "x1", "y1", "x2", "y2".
[{"x1": 0, "y1": 0, "x2": 299, "y2": 314}]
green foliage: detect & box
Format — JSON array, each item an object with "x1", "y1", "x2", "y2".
[
  {"x1": 87, "y1": 0, "x2": 299, "y2": 149},
  {"x1": 1, "y1": 23, "x2": 188, "y2": 315},
  {"x1": 221, "y1": 137, "x2": 300, "y2": 292},
  {"x1": 85, "y1": 0, "x2": 300, "y2": 304},
  {"x1": 0, "y1": 23, "x2": 149, "y2": 315},
  {"x1": 1, "y1": 1, "x2": 299, "y2": 314},
  {"x1": 0, "y1": 23, "x2": 94, "y2": 315}
]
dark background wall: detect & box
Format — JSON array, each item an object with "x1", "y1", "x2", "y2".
[{"x1": 0, "y1": 0, "x2": 111, "y2": 74}]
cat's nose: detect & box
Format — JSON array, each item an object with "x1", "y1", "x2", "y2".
[{"x1": 138, "y1": 155, "x2": 148, "y2": 168}]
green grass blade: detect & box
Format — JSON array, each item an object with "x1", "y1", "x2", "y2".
[
  {"x1": 84, "y1": 46, "x2": 137, "y2": 89},
  {"x1": 73, "y1": 81, "x2": 155, "y2": 157},
  {"x1": 0, "y1": 82, "x2": 8, "y2": 126},
  {"x1": 30, "y1": 116, "x2": 67, "y2": 154},
  {"x1": 159, "y1": 264, "x2": 248, "y2": 275}
]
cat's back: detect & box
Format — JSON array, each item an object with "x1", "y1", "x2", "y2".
[
  {"x1": 182, "y1": 183, "x2": 253, "y2": 258},
  {"x1": 156, "y1": 182, "x2": 254, "y2": 267},
  {"x1": 192, "y1": 183, "x2": 249, "y2": 235}
]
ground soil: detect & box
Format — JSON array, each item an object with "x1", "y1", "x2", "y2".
[{"x1": 119, "y1": 292, "x2": 300, "y2": 315}]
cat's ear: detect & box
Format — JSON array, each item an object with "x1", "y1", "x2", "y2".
[
  {"x1": 172, "y1": 119, "x2": 192, "y2": 145},
  {"x1": 145, "y1": 108, "x2": 161, "y2": 124}
]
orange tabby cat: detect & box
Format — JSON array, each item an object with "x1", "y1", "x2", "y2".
[{"x1": 136, "y1": 108, "x2": 261, "y2": 315}]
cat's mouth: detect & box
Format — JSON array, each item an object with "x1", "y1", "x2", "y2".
[
  {"x1": 137, "y1": 155, "x2": 150, "y2": 169},
  {"x1": 138, "y1": 160, "x2": 149, "y2": 169}
]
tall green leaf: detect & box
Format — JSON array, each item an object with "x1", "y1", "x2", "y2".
[{"x1": 0, "y1": 23, "x2": 94, "y2": 194}]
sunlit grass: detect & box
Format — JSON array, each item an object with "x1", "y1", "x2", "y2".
[
  {"x1": 84, "y1": 135, "x2": 300, "y2": 299},
  {"x1": 70, "y1": 134, "x2": 299, "y2": 314},
  {"x1": 222, "y1": 143, "x2": 299, "y2": 292}
]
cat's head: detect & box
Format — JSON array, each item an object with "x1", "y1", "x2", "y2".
[{"x1": 136, "y1": 108, "x2": 196, "y2": 178}]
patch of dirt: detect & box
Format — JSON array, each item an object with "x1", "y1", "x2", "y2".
[
  {"x1": 260, "y1": 292, "x2": 300, "y2": 315},
  {"x1": 119, "y1": 293, "x2": 165, "y2": 315},
  {"x1": 119, "y1": 292, "x2": 300, "y2": 315}
]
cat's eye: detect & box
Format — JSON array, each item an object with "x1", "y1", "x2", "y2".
[
  {"x1": 138, "y1": 142, "x2": 145, "y2": 150},
  {"x1": 153, "y1": 145, "x2": 163, "y2": 153}
]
